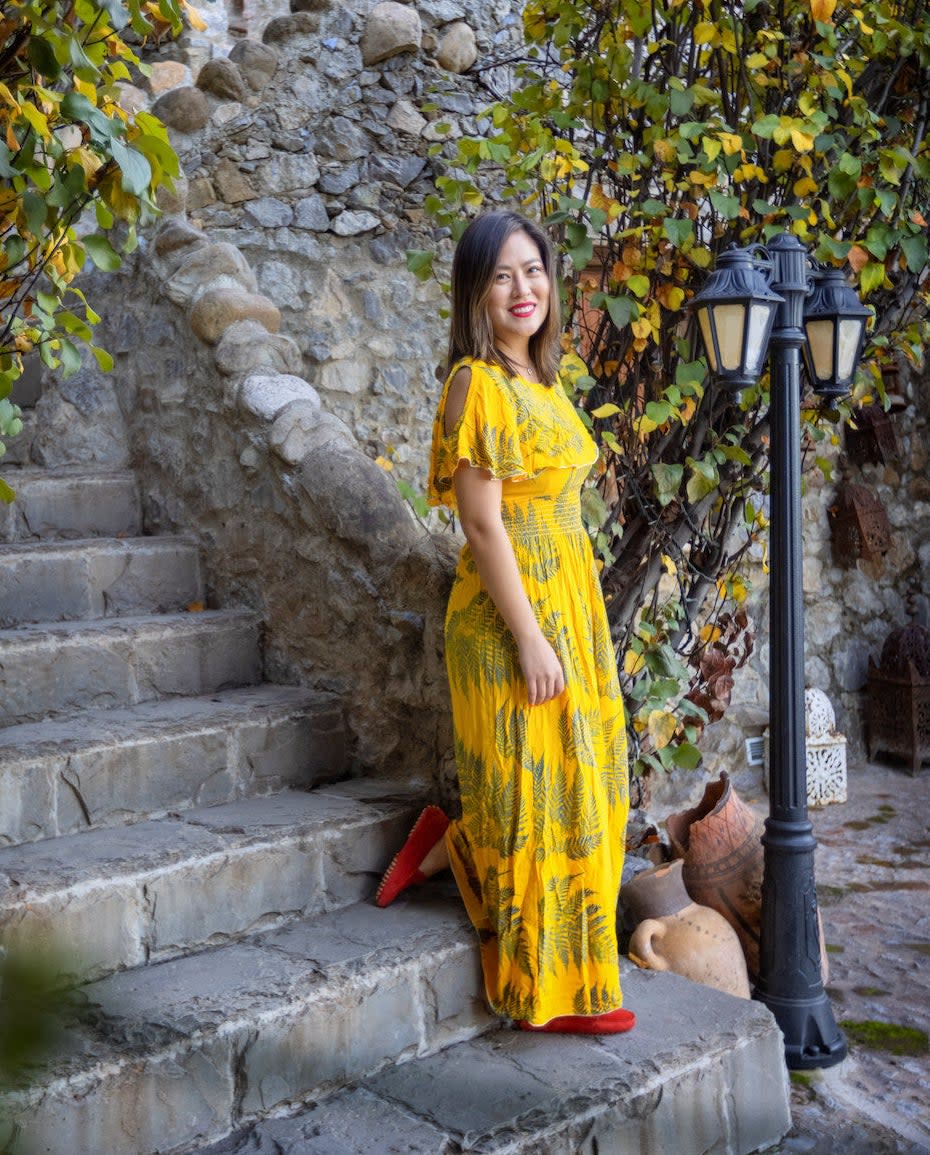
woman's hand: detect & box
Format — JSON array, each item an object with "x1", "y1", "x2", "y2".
[{"x1": 517, "y1": 631, "x2": 565, "y2": 706}]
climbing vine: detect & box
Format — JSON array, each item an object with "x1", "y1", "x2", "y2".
[
  {"x1": 0, "y1": 0, "x2": 194, "y2": 491},
  {"x1": 412, "y1": 0, "x2": 930, "y2": 777}
]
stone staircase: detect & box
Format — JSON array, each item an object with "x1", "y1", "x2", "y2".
[
  {"x1": 0, "y1": 449, "x2": 792, "y2": 1155},
  {"x1": 0, "y1": 454, "x2": 494, "y2": 1153}
]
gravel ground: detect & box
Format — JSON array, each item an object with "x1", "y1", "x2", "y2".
[{"x1": 747, "y1": 761, "x2": 930, "y2": 1153}]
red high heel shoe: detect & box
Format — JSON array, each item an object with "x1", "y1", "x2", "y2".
[
  {"x1": 518, "y1": 1008, "x2": 636, "y2": 1034},
  {"x1": 375, "y1": 805, "x2": 449, "y2": 908}
]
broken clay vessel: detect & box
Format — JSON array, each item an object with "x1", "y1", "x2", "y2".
[{"x1": 621, "y1": 860, "x2": 751, "y2": 999}]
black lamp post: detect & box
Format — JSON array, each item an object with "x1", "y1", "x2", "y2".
[{"x1": 690, "y1": 232, "x2": 870, "y2": 1070}]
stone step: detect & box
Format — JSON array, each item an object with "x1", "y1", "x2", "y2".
[
  {"x1": 0, "y1": 468, "x2": 142, "y2": 541},
  {"x1": 0, "y1": 535, "x2": 203, "y2": 627},
  {"x1": 0, "y1": 782, "x2": 425, "y2": 983},
  {"x1": 194, "y1": 969, "x2": 791, "y2": 1155},
  {"x1": 0, "y1": 888, "x2": 492, "y2": 1155},
  {"x1": 0, "y1": 685, "x2": 350, "y2": 846},
  {"x1": 0, "y1": 609, "x2": 262, "y2": 726}
]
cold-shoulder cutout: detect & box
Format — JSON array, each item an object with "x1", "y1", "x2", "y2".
[
  {"x1": 427, "y1": 356, "x2": 597, "y2": 513},
  {"x1": 444, "y1": 365, "x2": 473, "y2": 436}
]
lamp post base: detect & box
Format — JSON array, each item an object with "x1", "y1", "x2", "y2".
[{"x1": 754, "y1": 988, "x2": 848, "y2": 1070}]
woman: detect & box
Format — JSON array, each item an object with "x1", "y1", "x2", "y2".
[{"x1": 376, "y1": 211, "x2": 634, "y2": 1034}]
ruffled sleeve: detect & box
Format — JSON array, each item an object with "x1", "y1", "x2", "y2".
[{"x1": 427, "y1": 359, "x2": 529, "y2": 510}]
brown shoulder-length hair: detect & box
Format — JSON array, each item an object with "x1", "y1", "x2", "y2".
[{"x1": 446, "y1": 211, "x2": 561, "y2": 386}]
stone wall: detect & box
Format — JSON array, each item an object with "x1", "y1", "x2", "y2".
[{"x1": 146, "y1": 0, "x2": 523, "y2": 478}]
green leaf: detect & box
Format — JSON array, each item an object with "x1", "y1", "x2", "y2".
[
  {"x1": 405, "y1": 249, "x2": 434, "y2": 281},
  {"x1": 110, "y1": 140, "x2": 152, "y2": 197},
  {"x1": 627, "y1": 274, "x2": 650, "y2": 298},
  {"x1": 651, "y1": 463, "x2": 683, "y2": 506},
  {"x1": 669, "y1": 88, "x2": 694, "y2": 117},
  {"x1": 686, "y1": 457, "x2": 719, "y2": 502},
  {"x1": 84, "y1": 235, "x2": 122, "y2": 272},
  {"x1": 23, "y1": 191, "x2": 46, "y2": 238},
  {"x1": 0, "y1": 477, "x2": 16, "y2": 504},
  {"x1": 900, "y1": 234, "x2": 929, "y2": 274},
  {"x1": 663, "y1": 218, "x2": 693, "y2": 247},
  {"x1": 58, "y1": 338, "x2": 82, "y2": 376},
  {"x1": 604, "y1": 295, "x2": 637, "y2": 329},
  {"x1": 27, "y1": 36, "x2": 61, "y2": 80},
  {"x1": 61, "y1": 92, "x2": 121, "y2": 144},
  {"x1": 860, "y1": 262, "x2": 885, "y2": 295},
  {"x1": 670, "y1": 741, "x2": 702, "y2": 769},
  {"x1": 91, "y1": 346, "x2": 114, "y2": 372}
]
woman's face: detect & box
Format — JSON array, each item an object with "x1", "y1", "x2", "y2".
[{"x1": 485, "y1": 229, "x2": 550, "y2": 354}]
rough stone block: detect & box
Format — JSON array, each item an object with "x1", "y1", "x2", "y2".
[
  {"x1": 164, "y1": 243, "x2": 258, "y2": 307},
  {"x1": 197, "y1": 58, "x2": 248, "y2": 102},
  {"x1": 437, "y1": 21, "x2": 477, "y2": 73},
  {"x1": 361, "y1": 1, "x2": 422, "y2": 65},
  {"x1": 152, "y1": 85, "x2": 210, "y2": 132},
  {"x1": 0, "y1": 754, "x2": 55, "y2": 845},
  {"x1": 228, "y1": 40, "x2": 278, "y2": 91},
  {"x1": 196, "y1": 1086, "x2": 448, "y2": 1154},
  {"x1": 253, "y1": 152, "x2": 321, "y2": 197},
  {"x1": 241, "y1": 974, "x2": 421, "y2": 1115},
  {"x1": 191, "y1": 288, "x2": 281, "y2": 345},
  {"x1": 149, "y1": 840, "x2": 323, "y2": 955},
  {"x1": 0, "y1": 470, "x2": 141, "y2": 541},
  {"x1": 5, "y1": 1038, "x2": 236, "y2": 1155},
  {"x1": 0, "y1": 548, "x2": 93, "y2": 625},
  {"x1": 214, "y1": 321, "x2": 303, "y2": 379},
  {"x1": 240, "y1": 373, "x2": 320, "y2": 423}
]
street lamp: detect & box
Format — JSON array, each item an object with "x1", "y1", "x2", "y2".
[{"x1": 690, "y1": 232, "x2": 870, "y2": 1070}]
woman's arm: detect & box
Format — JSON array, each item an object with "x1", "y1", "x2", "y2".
[{"x1": 453, "y1": 460, "x2": 565, "y2": 707}]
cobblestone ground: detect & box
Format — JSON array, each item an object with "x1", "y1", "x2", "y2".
[{"x1": 753, "y1": 760, "x2": 930, "y2": 1154}]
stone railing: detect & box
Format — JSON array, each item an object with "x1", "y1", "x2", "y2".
[{"x1": 70, "y1": 210, "x2": 462, "y2": 793}]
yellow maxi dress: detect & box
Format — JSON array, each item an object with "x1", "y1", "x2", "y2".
[{"x1": 428, "y1": 356, "x2": 630, "y2": 1026}]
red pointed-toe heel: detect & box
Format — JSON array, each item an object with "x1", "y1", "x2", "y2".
[
  {"x1": 374, "y1": 805, "x2": 449, "y2": 908},
  {"x1": 518, "y1": 1008, "x2": 636, "y2": 1034}
]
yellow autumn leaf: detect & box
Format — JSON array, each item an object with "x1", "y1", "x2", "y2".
[
  {"x1": 631, "y1": 316, "x2": 653, "y2": 340},
  {"x1": 720, "y1": 27, "x2": 737, "y2": 53},
  {"x1": 647, "y1": 709, "x2": 677, "y2": 749},
  {"x1": 852, "y1": 7, "x2": 874, "y2": 32},
  {"x1": 374, "y1": 455, "x2": 394, "y2": 471},
  {"x1": 693, "y1": 21, "x2": 718, "y2": 44},
  {"x1": 657, "y1": 284, "x2": 685, "y2": 311},
  {"x1": 633, "y1": 413, "x2": 659, "y2": 439},
  {"x1": 689, "y1": 169, "x2": 718, "y2": 187},
  {"x1": 702, "y1": 136, "x2": 722, "y2": 162},
  {"x1": 700, "y1": 624, "x2": 722, "y2": 644},
  {"x1": 0, "y1": 82, "x2": 17, "y2": 108},
  {"x1": 182, "y1": 1, "x2": 208, "y2": 31},
  {"x1": 591, "y1": 402, "x2": 621, "y2": 418},
  {"x1": 772, "y1": 149, "x2": 795, "y2": 173},
  {"x1": 653, "y1": 138, "x2": 676, "y2": 163},
  {"x1": 790, "y1": 128, "x2": 815, "y2": 152},
  {"x1": 718, "y1": 132, "x2": 744, "y2": 156},
  {"x1": 624, "y1": 649, "x2": 645, "y2": 676},
  {"x1": 810, "y1": 0, "x2": 837, "y2": 22},
  {"x1": 793, "y1": 176, "x2": 818, "y2": 196},
  {"x1": 661, "y1": 554, "x2": 677, "y2": 576}
]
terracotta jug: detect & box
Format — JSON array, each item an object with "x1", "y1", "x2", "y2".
[
  {"x1": 621, "y1": 860, "x2": 751, "y2": 999},
  {"x1": 665, "y1": 771, "x2": 765, "y2": 982}
]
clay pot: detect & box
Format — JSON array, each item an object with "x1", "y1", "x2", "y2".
[
  {"x1": 621, "y1": 860, "x2": 751, "y2": 999},
  {"x1": 665, "y1": 771, "x2": 765, "y2": 982}
]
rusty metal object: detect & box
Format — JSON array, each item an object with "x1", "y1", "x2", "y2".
[
  {"x1": 845, "y1": 403, "x2": 898, "y2": 467},
  {"x1": 827, "y1": 483, "x2": 892, "y2": 565},
  {"x1": 867, "y1": 620, "x2": 930, "y2": 776}
]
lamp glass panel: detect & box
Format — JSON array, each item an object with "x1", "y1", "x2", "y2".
[
  {"x1": 698, "y1": 307, "x2": 717, "y2": 371},
  {"x1": 745, "y1": 302, "x2": 774, "y2": 377},
  {"x1": 713, "y1": 303, "x2": 747, "y2": 371},
  {"x1": 836, "y1": 318, "x2": 863, "y2": 383},
  {"x1": 805, "y1": 318, "x2": 835, "y2": 382}
]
